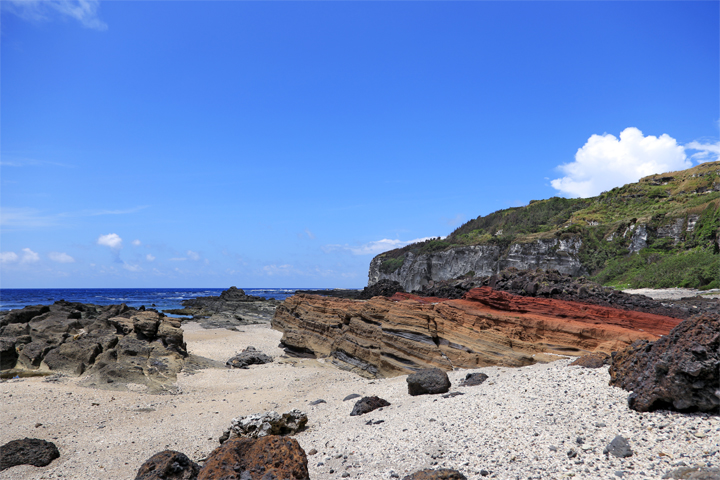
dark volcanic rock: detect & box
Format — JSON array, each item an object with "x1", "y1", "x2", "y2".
[
  {"x1": 603, "y1": 436, "x2": 633, "y2": 458},
  {"x1": 295, "y1": 279, "x2": 405, "y2": 300},
  {"x1": 569, "y1": 353, "x2": 610, "y2": 369},
  {"x1": 609, "y1": 313, "x2": 720, "y2": 412},
  {"x1": 415, "y1": 268, "x2": 718, "y2": 319},
  {"x1": 0, "y1": 338, "x2": 19, "y2": 370},
  {"x1": 197, "y1": 436, "x2": 309, "y2": 480},
  {"x1": 343, "y1": 393, "x2": 361, "y2": 402},
  {"x1": 226, "y1": 346, "x2": 273, "y2": 369},
  {"x1": 407, "y1": 368, "x2": 451, "y2": 396},
  {"x1": 135, "y1": 450, "x2": 199, "y2": 480},
  {"x1": 459, "y1": 372, "x2": 488, "y2": 387},
  {"x1": 177, "y1": 287, "x2": 279, "y2": 327},
  {"x1": 402, "y1": 468, "x2": 468, "y2": 480},
  {"x1": 0, "y1": 305, "x2": 50, "y2": 327},
  {"x1": 0, "y1": 438, "x2": 60, "y2": 470},
  {"x1": 349, "y1": 396, "x2": 391, "y2": 416}
]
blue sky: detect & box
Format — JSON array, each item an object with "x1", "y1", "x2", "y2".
[{"x1": 1, "y1": 1, "x2": 718, "y2": 288}]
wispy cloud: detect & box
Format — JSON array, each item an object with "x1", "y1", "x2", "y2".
[
  {"x1": 132, "y1": 239, "x2": 142, "y2": 246},
  {"x1": 298, "y1": 229, "x2": 316, "y2": 240},
  {"x1": 4, "y1": 0, "x2": 108, "y2": 31},
  {"x1": 123, "y1": 262, "x2": 141, "y2": 272},
  {"x1": 263, "y1": 264, "x2": 300, "y2": 276},
  {"x1": 0, "y1": 252, "x2": 19, "y2": 264},
  {"x1": 146, "y1": 254, "x2": 156, "y2": 262},
  {"x1": 187, "y1": 250, "x2": 200, "y2": 261},
  {"x1": 323, "y1": 237, "x2": 437, "y2": 256},
  {"x1": 21, "y1": 248, "x2": 40, "y2": 263},
  {"x1": 0, "y1": 157, "x2": 75, "y2": 168},
  {"x1": 686, "y1": 140, "x2": 720, "y2": 163},
  {"x1": 0, "y1": 206, "x2": 148, "y2": 229},
  {"x1": 48, "y1": 252, "x2": 75, "y2": 263}
]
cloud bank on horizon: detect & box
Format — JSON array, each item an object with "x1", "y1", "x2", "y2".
[{"x1": 551, "y1": 128, "x2": 719, "y2": 198}]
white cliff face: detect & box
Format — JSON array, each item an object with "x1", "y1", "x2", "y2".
[{"x1": 369, "y1": 238, "x2": 584, "y2": 292}]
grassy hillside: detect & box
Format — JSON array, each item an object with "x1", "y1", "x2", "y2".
[{"x1": 377, "y1": 161, "x2": 720, "y2": 289}]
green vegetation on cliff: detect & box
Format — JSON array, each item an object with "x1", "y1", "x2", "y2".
[{"x1": 377, "y1": 161, "x2": 720, "y2": 289}]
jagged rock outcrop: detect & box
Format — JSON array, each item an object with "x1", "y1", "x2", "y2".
[
  {"x1": 369, "y1": 238, "x2": 584, "y2": 292},
  {"x1": 271, "y1": 288, "x2": 681, "y2": 378},
  {"x1": 609, "y1": 313, "x2": 720, "y2": 412},
  {"x1": 0, "y1": 301, "x2": 189, "y2": 393},
  {"x1": 169, "y1": 286, "x2": 279, "y2": 327},
  {"x1": 219, "y1": 410, "x2": 308, "y2": 443},
  {"x1": 295, "y1": 279, "x2": 405, "y2": 300}
]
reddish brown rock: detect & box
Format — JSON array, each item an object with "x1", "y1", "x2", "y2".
[
  {"x1": 135, "y1": 450, "x2": 199, "y2": 480},
  {"x1": 272, "y1": 288, "x2": 681, "y2": 378},
  {"x1": 197, "y1": 436, "x2": 309, "y2": 480},
  {"x1": 569, "y1": 353, "x2": 610, "y2": 368},
  {"x1": 609, "y1": 313, "x2": 720, "y2": 412}
]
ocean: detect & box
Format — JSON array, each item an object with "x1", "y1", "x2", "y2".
[{"x1": 0, "y1": 288, "x2": 316, "y2": 313}]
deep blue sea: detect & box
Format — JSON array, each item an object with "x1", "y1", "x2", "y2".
[{"x1": 0, "y1": 288, "x2": 319, "y2": 313}]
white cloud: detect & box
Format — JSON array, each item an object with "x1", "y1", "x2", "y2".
[
  {"x1": 4, "y1": 0, "x2": 108, "y2": 31},
  {"x1": 551, "y1": 127, "x2": 691, "y2": 198},
  {"x1": 323, "y1": 237, "x2": 437, "y2": 256},
  {"x1": 0, "y1": 252, "x2": 19, "y2": 263},
  {"x1": 123, "y1": 263, "x2": 141, "y2": 272},
  {"x1": 97, "y1": 233, "x2": 122, "y2": 249},
  {"x1": 48, "y1": 252, "x2": 75, "y2": 263},
  {"x1": 21, "y1": 248, "x2": 40, "y2": 263},
  {"x1": 146, "y1": 254, "x2": 156, "y2": 262},
  {"x1": 305, "y1": 229, "x2": 316, "y2": 240},
  {"x1": 263, "y1": 264, "x2": 299, "y2": 276},
  {"x1": 169, "y1": 257, "x2": 186, "y2": 261},
  {"x1": 132, "y1": 239, "x2": 142, "y2": 246},
  {"x1": 686, "y1": 140, "x2": 720, "y2": 163},
  {"x1": 187, "y1": 250, "x2": 200, "y2": 261}
]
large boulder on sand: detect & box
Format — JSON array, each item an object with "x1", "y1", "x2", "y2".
[
  {"x1": 609, "y1": 313, "x2": 720, "y2": 412},
  {"x1": 198, "y1": 436, "x2": 309, "y2": 480},
  {"x1": 407, "y1": 368, "x2": 451, "y2": 396},
  {"x1": 226, "y1": 346, "x2": 273, "y2": 369},
  {"x1": 0, "y1": 438, "x2": 60, "y2": 471}
]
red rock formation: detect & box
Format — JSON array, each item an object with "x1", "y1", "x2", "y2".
[{"x1": 271, "y1": 288, "x2": 681, "y2": 378}]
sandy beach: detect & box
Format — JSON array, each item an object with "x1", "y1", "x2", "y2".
[{"x1": 1, "y1": 322, "x2": 718, "y2": 480}]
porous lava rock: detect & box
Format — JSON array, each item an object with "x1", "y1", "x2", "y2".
[
  {"x1": 0, "y1": 438, "x2": 60, "y2": 470},
  {"x1": 402, "y1": 468, "x2": 468, "y2": 480},
  {"x1": 349, "y1": 396, "x2": 391, "y2": 416},
  {"x1": 0, "y1": 301, "x2": 189, "y2": 393},
  {"x1": 569, "y1": 353, "x2": 610, "y2": 369},
  {"x1": 226, "y1": 346, "x2": 273, "y2": 369},
  {"x1": 459, "y1": 372, "x2": 488, "y2": 387},
  {"x1": 603, "y1": 436, "x2": 633, "y2": 458},
  {"x1": 198, "y1": 436, "x2": 309, "y2": 480},
  {"x1": 407, "y1": 368, "x2": 451, "y2": 396},
  {"x1": 220, "y1": 410, "x2": 308, "y2": 443},
  {"x1": 609, "y1": 313, "x2": 720, "y2": 412},
  {"x1": 174, "y1": 287, "x2": 279, "y2": 327},
  {"x1": 134, "y1": 450, "x2": 199, "y2": 480}
]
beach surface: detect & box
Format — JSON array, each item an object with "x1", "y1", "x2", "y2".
[{"x1": 1, "y1": 322, "x2": 718, "y2": 480}]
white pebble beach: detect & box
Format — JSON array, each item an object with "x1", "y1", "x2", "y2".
[{"x1": 1, "y1": 322, "x2": 717, "y2": 480}]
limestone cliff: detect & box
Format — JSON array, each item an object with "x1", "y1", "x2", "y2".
[
  {"x1": 370, "y1": 161, "x2": 720, "y2": 290},
  {"x1": 271, "y1": 288, "x2": 680, "y2": 378}
]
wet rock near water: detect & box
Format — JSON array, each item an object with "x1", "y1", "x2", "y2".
[
  {"x1": 349, "y1": 396, "x2": 391, "y2": 416},
  {"x1": 134, "y1": 450, "x2": 199, "y2": 480},
  {"x1": 225, "y1": 346, "x2": 273, "y2": 369},
  {"x1": 609, "y1": 313, "x2": 720, "y2": 412},
  {"x1": 295, "y1": 279, "x2": 405, "y2": 300},
  {"x1": 172, "y1": 287, "x2": 280, "y2": 327},
  {"x1": 0, "y1": 301, "x2": 189, "y2": 393},
  {"x1": 0, "y1": 438, "x2": 60, "y2": 471},
  {"x1": 199, "y1": 435, "x2": 309, "y2": 480},
  {"x1": 407, "y1": 368, "x2": 451, "y2": 396},
  {"x1": 220, "y1": 409, "x2": 308, "y2": 443}
]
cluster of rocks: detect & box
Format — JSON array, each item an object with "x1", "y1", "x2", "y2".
[
  {"x1": 414, "y1": 268, "x2": 719, "y2": 318},
  {"x1": 165, "y1": 287, "x2": 280, "y2": 328},
  {"x1": 295, "y1": 279, "x2": 406, "y2": 300},
  {"x1": 0, "y1": 301, "x2": 188, "y2": 393}
]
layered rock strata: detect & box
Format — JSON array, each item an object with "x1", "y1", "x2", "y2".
[{"x1": 271, "y1": 287, "x2": 681, "y2": 378}]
